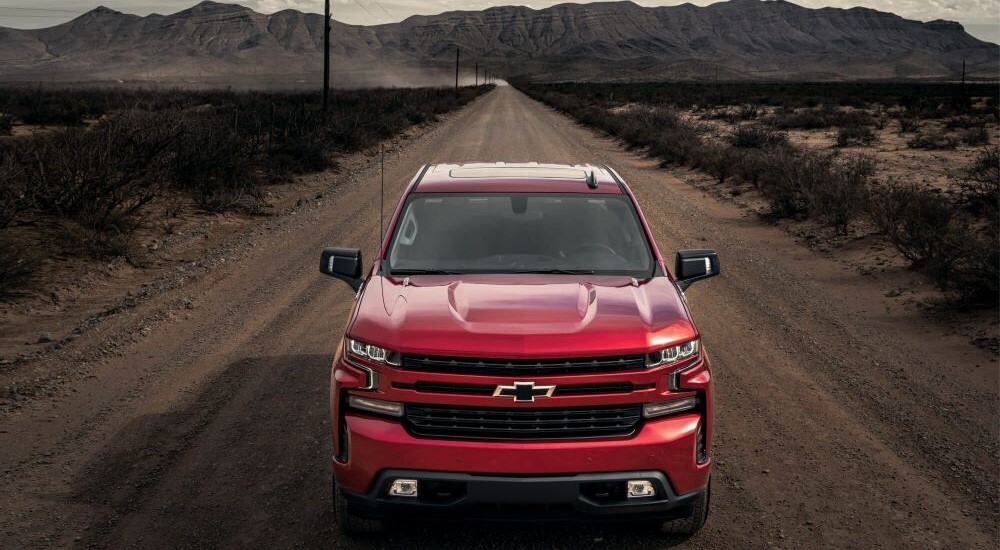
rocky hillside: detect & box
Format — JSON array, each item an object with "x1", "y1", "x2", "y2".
[{"x1": 0, "y1": 0, "x2": 995, "y2": 84}]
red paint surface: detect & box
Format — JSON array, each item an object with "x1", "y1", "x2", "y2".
[{"x1": 330, "y1": 164, "x2": 713, "y2": 500}]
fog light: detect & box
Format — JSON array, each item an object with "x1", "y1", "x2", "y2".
[
  {"x1": 388, "y1": 478, "x2": 419, "y2": 497},
  {"x1": 626, "y1": 480, "x2": 655, "y2": 498}
]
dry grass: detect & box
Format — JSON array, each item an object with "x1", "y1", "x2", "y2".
[{"x1": 0, "y1": 85, "x2": 493, "y2": 295}]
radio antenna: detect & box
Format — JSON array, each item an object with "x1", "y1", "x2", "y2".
[{"x1": 380, "y1": 143, "x2": 385, "y2": 242}]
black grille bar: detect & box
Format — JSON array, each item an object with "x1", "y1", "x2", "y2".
[
  {"x1": 394, "y1": 381, "x2": 654, "y2": 397},
  {"x1": 400, "y1": 354, "x2": 646, "y2": 375},
  {"x1": 404, "y1": 404, "x2": 642, "y2": 440}
]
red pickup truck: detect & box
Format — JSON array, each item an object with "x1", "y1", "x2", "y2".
[{"x1": 321, "y1": 163, "x2": 719, "y2": 537}]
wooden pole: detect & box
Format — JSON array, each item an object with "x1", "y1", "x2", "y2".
[
  {"x1": 455, "y1": 46, "x2": 460, "y2": 97},
  {"x1": 323, "y1": 0, "x2": 331, "y2": 117}
]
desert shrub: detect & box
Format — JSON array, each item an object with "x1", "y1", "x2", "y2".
[
  {"x1": 647, "y1": 126, "x2": 704, "y2": 166},
  {"x1": 961, "y1": 127, "x2": 990, "y2": 146},
  {"x1": 951, "y1": 148, "x2": 1000, "y2": 303},
  {"x1": 728, "y1": 124, "x2": 788, "y2": 148},
  {"x1": 945, "y1": 115, "x2": 990, "y2": 129},
  {"x1": 898, "y1": 118, "x2": 921, "y2": 134},
  {"x1": 267, "y1": 136, "x2": 331, "y2": 177},
  {"x1": 512, "y1": 80, "x2": 998, "y2": 114},
  {"x1": 766, "y1": 108, "x2": 828, "y2": 129},
  {"x1": 957, "y1": 147, "x2": 1000, "y2": 220},
  {"x1": 907, "y1": 130, "x2": 959, "y2": 150},
  {"x1": 800, "y1": 153, "x2": 875, "y2": 234},
  {"x1": 826, "y1": 110, "x2": 875, "y2": 128},
  {"x1": 613, "y1": 105, "x2": 683, "y2": 135},
  {"x1": 0, "y1": 114, "x2": 13, "y2": 136},
  {"x1": 733, "y1": 148, "x2": 778, "y2": 188},
  {"x1": 699, "y1": 144, "x2": 734, "y2": 183},
  {"x1": 869, "y1": 182, "x2": 966, "y2": 286},
  {"x1": 870, "y1": 176, "x2": 998, "y2": 304},
  {"x1": 737, "y1": 105, "x2": 760, "y2": 121},
  {"x1": 10, "y1": 111, "x2": 177, "y2": 234},
  {"x1": 0, "y1": 152, "x2": 35, "y2": 291},
  {"x1": 0, "y1": 85, "x2": 493, "y2": 294},
  {"x1": 766, "y1": 107, "x2": 874, "y2": 130},
  {"x1": 174, "y1": 117, "x2": 262, "y2": 212},
  {"x1": 755, "y1": 149, "x2": 835, "y2": 218},
  {"x1": 836, "y1": 125, "x2": 877, "y2": 147},
  {"x1": 701, "y1": 105, "x2": 758, "y2": 124},
  {"x1": 0, "y1": 237, "x2": 38, "y2": 295},
  {"x1": 16, "y1": 94, "x2": 88, "y2": 125},
  {"x1": 593, "y1": 106, "x2": 705, "y2": 165},
  {"x1": 950, "y1": 227, "x2": 999, "y2": 305},
  {"x1": 0, "y1": 151, "x2": 30, "y2": 228},
  {"x1": 71, "y1": 226, "x2": 134, "y2": 259}
]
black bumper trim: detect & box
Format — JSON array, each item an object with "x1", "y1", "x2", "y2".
[{"x1": 339, "y1": 470, "x2": 705, "y2": 522}]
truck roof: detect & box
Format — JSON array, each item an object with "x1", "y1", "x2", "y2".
[{"x1": 414, "y1": 163, "x2": 623, "y2": 194}]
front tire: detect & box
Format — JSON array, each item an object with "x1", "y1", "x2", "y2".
[
  {"x1": 333, "y1": 483, "x2": 383, "y2": 535},
  {"x1": 662, "y1": 480, "x2": 710, "y2": 539}
]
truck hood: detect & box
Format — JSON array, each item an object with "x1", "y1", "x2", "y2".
[{"x1": 347, "y1": 274, "x2": 697, "y2": 358}]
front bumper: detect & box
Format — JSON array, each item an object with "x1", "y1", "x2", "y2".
[
  {"x1": 340, "y1": 469, "x2": 705, "y2": 522},
  {"x1": 333, "y1": 412, "x2": 711, "y2": 498}
]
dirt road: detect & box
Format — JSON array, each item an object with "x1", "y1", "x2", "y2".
[{"x1": 1, "y1": 86, "x2": 996, "y2": 549}]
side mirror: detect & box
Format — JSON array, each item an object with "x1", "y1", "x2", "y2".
[
  {"x1": 320, "y1": 247, "x2": 363, "y2": 291},
  {"x1": 674, "y1": 249, "x2": 720, "y2": 291}
]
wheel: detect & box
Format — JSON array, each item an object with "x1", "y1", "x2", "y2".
[
  {"x1": 333, "y1": 483, "x2": 383, "y2": 535},
  {"x1": 661, "y1": 479, "x2": 710, "y2": 539}
]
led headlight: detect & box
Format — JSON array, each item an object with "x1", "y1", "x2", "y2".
[
  {"x1": 647, "y1": 339, "x2": 699, "y2": 367},
  {"x1": 346, "y1": 338, "x2": 401, "y2": 366}
]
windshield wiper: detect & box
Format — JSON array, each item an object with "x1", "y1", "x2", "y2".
[
  {"x1": 512, "y1": 269, "x2": 596, "y2": 275},
  {"x1": 390, "y1": 269, "x2": 467, "y2": 275}
]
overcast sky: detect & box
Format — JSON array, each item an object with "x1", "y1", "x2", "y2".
[{"x1": 1, "y1": 0, "x2": 997, "y2": 42}]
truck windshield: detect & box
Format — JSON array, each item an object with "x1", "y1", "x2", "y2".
[{"x1": 386, "y1": 193, "x2": 655, "y2": 277}]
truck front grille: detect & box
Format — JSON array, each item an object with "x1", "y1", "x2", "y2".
[
  {"x1": 400, "y1": 354, "x2": 646, "y2": 375},
  {"x1": 393, "y1": 381, "x2": 654, "y2": 397},
  {"x1": 404, "y1": 404, "x2": 642, "y2": 440}
]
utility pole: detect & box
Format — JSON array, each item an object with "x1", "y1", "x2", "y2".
[
  {"x1": 455, "y1": 46, "x2": 460, "y2": 97},
  {"x1": 961, "y1": 58, "x2": 966, "y2": 85},
  {"x1": 475, "y1": 62, "x2": 479, "y2": 86},
  {"x1": 323, "y1": 0, "x2": 331, "y2": 117}
]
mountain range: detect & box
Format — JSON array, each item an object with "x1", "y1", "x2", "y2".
[{"x1": 0, "y1": 0, "x2": 995, "y2": 85}]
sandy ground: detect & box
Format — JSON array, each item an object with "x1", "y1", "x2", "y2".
[
  {"x1": 688, "y1": 108, "x2": 1000, "y2": 193},
  {"x1": 676, "y1": 108, "x2": 1000, "y2": 352},
  {"x1": 0, "y1": 87, "x2": 997, "y2": 549}
]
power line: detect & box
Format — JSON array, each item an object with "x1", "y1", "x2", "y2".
[
  {"x1": 348, "y1": 0, "x2": 379, "y2": 22},
  {"x1": 367, "y1": 0, "x2": 393, "y2": 20}
]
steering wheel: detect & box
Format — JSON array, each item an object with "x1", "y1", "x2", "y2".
[{"x1": 569, "y1": 243, "x2": 619, "y2": 257}]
